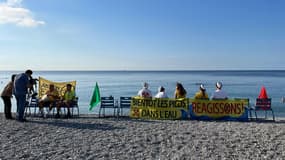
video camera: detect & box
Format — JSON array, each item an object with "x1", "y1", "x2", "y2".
[
  {"x1": 29, "y1": 76, "x2": 38, "y2": 85},
  {"x1": 28, "y1": 76, "x2": 38, "y2": 95}
]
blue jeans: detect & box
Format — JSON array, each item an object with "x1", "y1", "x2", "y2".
[{"x1": 15, "y1": 95, "x2": 26, "y2": 121}]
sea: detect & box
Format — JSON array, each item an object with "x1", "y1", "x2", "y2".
[{"x1": 1, "y1": 70, "x2": 285, "y2": 117}]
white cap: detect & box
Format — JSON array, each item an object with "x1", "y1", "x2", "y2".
[
  {"x1": 200, "y1": 84, "x2": 206, "y2": 90},
  {"x1": 216, "y1": 81, "x2": 222, "y2": 89}
]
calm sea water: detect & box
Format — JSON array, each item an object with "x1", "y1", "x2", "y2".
[{"x1": 1, "y1": 70, "x2": 285, "y2": 117}]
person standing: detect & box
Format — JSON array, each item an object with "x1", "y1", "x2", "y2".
[
  {"x1": 13, "y1": 70, "x2": 33, "y2": 122},
  {"x1": 1, "y1": 74, "x2": 16, "y2": 119}
]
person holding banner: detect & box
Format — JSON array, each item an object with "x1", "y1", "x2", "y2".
[
  {"x1": 211, "y1": 81, "x2": 228, "y2": 100},
  {"x1": 174, "y1": 82, "x2": 187, "y2": 99},
  {"x1": 138, "y1": 82, "x2": 152, "y2": 98},
  {"x1": 194, "y1": 84, "x2": 209, "y2": 99}
]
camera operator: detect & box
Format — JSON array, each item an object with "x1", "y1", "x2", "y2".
[{"x1": 13, "y1": 69, "x2": 33, "y2": 122}]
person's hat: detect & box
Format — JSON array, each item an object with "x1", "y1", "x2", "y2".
[
  {"x1": 216, "y1": 81, "x2": 222, "y2": 89},
  {"x1": 143, "y1": 82, "x2": 149, "y2": 88},
  {"x1": 200, "y1": 84, "x2": 206, "y2": 90}
]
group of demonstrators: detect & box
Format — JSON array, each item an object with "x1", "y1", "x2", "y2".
[
  {"x1": 135, "y1": 81, "x2": 275, "y2": 121},
  {"x1": 137, "y1": 81, "x2": 228, "y2": 100},
  {"x1": 0, "y1": 70, "x2": 76, "y2": 122},
  {"x1": 1, "y1": 70, "x2": 271, "y2": 122},
  {"x1": 38, "y1": 83, "x2": 75, "y2": 118}
]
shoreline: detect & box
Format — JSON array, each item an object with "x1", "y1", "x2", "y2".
[
  {"x1": 3, "y1": 112, "x2": 285, "y2": 121},
  {"x1": 1, "y1": 113, "x2": 285, "y2": 159}
]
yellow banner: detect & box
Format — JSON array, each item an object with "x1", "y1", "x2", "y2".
[
  {"x1": 131, "y1": 107, "x2": 182, "y2": 119},
  {"x1": 190, "y1": 99, "x2": 248, "y2": 118},
  {"x1": 38, "y1": 77, "x2": 76, "y2": 98},
  {"x1": 130, "y1": 97, "x2": 189, "y2": 119}
]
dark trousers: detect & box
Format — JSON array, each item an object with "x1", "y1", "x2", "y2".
[
  {"x1": 1, "y1": 96, "x2": 12, "y2": 119},
  {"x1": 15, "y1": 95, "x2": 26, "y2": 121}
]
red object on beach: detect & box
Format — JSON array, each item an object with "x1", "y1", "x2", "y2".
[{"x1": 258, "y1": 86, "x2": 268, "y2": 99}]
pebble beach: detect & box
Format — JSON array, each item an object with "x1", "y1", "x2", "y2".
[{"x1": 1, "y1": 114, "x2": 285, "y2": 159}]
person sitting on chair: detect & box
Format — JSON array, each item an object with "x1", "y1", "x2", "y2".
[
  {"x1": 194, "y1": 84, "x2": 209, "y2": 100},
  {"x1": 58, "y1": 83, "x2": 76, "y2": 118},
  {"x1": 38, "y1": 84, "x2": 59, "y2": 116},
  {"x1": 154, "y1": 86, "x2": 168, "y2": 98},
  {"x1": 211, "y1": 81, "x2": 228, "y2": 100},
  {"x1": 174, "y1": 82, "x2": 187, "y2": 99},
  {"x1": 138, "y1": 82, "x2": 152, "y2": 98}
]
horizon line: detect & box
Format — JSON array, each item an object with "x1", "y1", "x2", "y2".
[{"x1": 1, "y1": 69, "x2": 285, "y2": 72}]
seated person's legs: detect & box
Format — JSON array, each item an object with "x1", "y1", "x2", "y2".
[
  {"x1": 48, "y1": 100, "x2": 57, "y2": 111},
  {"x1": 55, "y1": 100, "x2": 74, "y2": 118},
  {"x1": 38, "y1": 100, "x2": 51, "y2": 116},
  {"x1": 64, "y1": 100, "x2": 72, "y2": 118},
  {"x1": 55, "y1": 101, "x2": 62, "y2": 118}
]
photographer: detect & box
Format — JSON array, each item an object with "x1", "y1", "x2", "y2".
[{"x1": 13, "y1": 69, "x2": 33, "y2": 122}]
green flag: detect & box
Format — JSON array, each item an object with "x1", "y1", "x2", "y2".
[{"x1": 89, "y1": 82, "x2": 101, "y2": 111}]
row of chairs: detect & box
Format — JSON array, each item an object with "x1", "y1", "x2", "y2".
[
  {"x1": 25, "y1": 95, "x2": 274, "y2": 121},
  {"x1": 25, "y1": 95, "x2": 129, "y2": 118},
  {"x1": 25, "y1": 95, "x2": 80, "y2": 117},
  {"x1": 99, "y1": 96, "x2": 131, "y2": 118},
  {"x1": 99, "y1": 97, "x2": 275, "y2": 121}
]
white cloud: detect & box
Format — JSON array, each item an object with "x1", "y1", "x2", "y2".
[
  {"x1": 0, "y1": 0, "x2": 45, "y2": 27},
  {"x1": 7, "y1": 0, "x2": 22, "y2": 6}
]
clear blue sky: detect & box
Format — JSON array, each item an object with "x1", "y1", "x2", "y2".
[{"x1": 0, "y1": 0, "x2": 284, "y2": 70}]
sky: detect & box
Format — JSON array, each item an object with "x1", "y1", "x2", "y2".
[{"x1": 0, "y1": 0, "x2": 285, "y2": 71}]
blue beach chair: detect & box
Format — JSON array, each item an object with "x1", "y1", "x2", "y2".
[
  {"x1": 119, "y1": 97, "x2": 131, "y2": 117},
  {"x1": 99, "y1": 96, "x2": 119, "y2": 117}
]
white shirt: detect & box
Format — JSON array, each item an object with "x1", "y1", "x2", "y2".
[
  {"x1": 154, "y1": 92, "x2": 168, "y2": 98},
  {"x1": 211, "y1": 89, "x2": 228, "y2": 99},
  {"x1": 138, "y1": 87, "x2": 152, "y2": 98}
]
